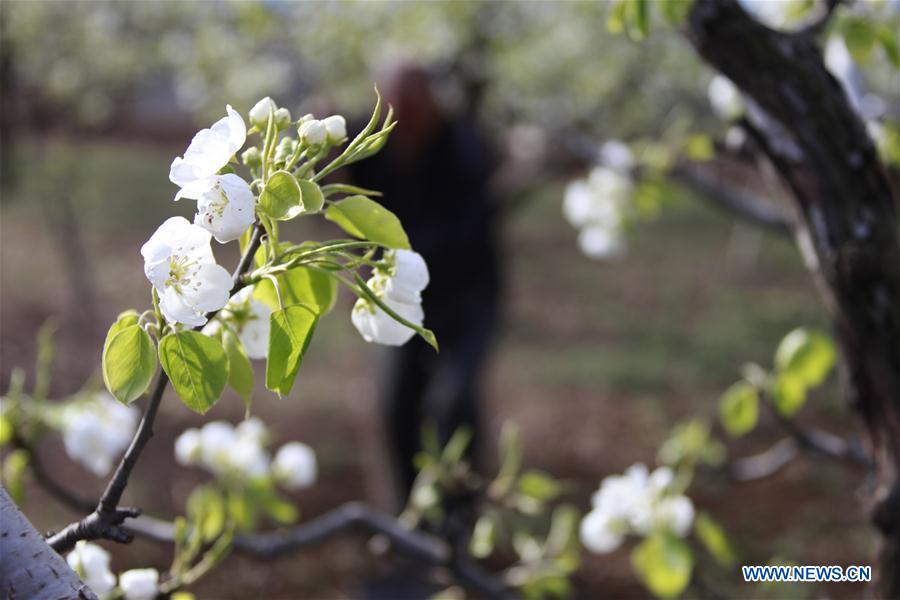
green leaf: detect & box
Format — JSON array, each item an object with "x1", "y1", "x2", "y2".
[
  {"x1": 518, "y1": 470, "x2": 563, "y2": 502},
  {"x1": 843, "y1": 18, "x2": 878, "y2": 63},
  {"x1": 3, "y1": 449, "x2": 29, "y2": 504},
  {"x1": 470, "y1": 514, "x2": 497, "y2": 559},
  {"x1": 657, "y1": 0, "x2": 693, "y2": 26},
  {"x1": 694, "y1": 512, "x2": 737, "y2": 567},
  {"x1": 607, "y1": 0, "x2": 628, "y2": 34},
  {"x1": 102, "y1": 310, "x2": 139, "y2": 359},
  {"x1": 262, "y1": 493, "x2": 298, "y2": 524},
  {"x1": 774, "y1": 328, "x2": 836, "y2": 387},
  {"x1": 254, "y1": 267, "x2": 337, "y2": 315},
  {"x1": 718, "y1": 380, "x2": 759, "y2": 437},
  {"x1": 259, "y1": 170, "x2": 304, "y2": 221},
  {"x1": 0, "y1": 414, "x2": 12, "y2": 446},
  {"x1": 159, "y1": 331, "x2": 228, "y2": 414},
  {"x1": 877, "y1": 24, "x2": 900, "y2": 68},
  {"x1": 102, "y1": 325, "x2": 157, "y2": 404},
  {"x1": 297, "y1": 179, "x2": 325, "y2": 213},
  {"x1": 187, "y1": 485, "x2": 226, "y2": 543},
  {"x1": 683, "y1": 134, "x2": 715, "y2": 161},
  {"x1": 630, "y1": 0, "x2": 650, "y2": 40},
  {"x1": 631, "y1": 534, "x2": 693, "y2": 598},
  {"x1": 265, "y1": 305, "x2": 319, "y2": 396},
  {"x1": 325, "y1": 195, "x2": 410, "y2": 249},
  {"x1": 772, "y1": 372, "x2": 807, "y2": 418},
  {"x1": 223, "y1": 330, "x2": 254, "y2": 413}
]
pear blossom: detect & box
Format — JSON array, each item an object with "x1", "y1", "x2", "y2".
[
  {"x1": 299, "y1": 119, "x2": 328, "y2": 146},
  {"x1": 563, "y1": 165, "x2": 633, "y2": 260},
  {"x1": 119, "y1": 569, "x2": 159, "y2": 600},
  {"x1": 184, "y1": 174, "x2": 256, "y2": 243},
  {"x1": 581, "y1": 463, "x2": 695, "y2": 554},
  {"x1": 141, "y1": 217, "x2": 232, "y2": 327},
  {"x1": 272, "y1": 441, "x2": 318, "y2": 490},
  {"x1": 174, "y1": 427, "x2": 202, "y2": 466},
  {"x1": 249, "y1": 96, "x2": 276, "y2": 129},
  {"x1": 204, "y1": 286, "x2": 271, "y2": 359},
  {"x1": 352, "y1": 292, "x2": 425, "y2": 346},
  {"x1": 170, "y1": 105, "x2": 246, "y2": 199},
  {"x1": 67, "y1": 542, "x2": 116, "y2": 597},
  {"x1": 382, "y1": 250, "x2": 430, "y2": 305},
  {"x1": 61, "y1": 393, "x2": 139, "y2": 476},
  {"x1": 578, "y1": 226, "x2": 626, "y2": 260},
  {"x1": 599, "y1": 140, "x2": 635, "y2": 173},
  {"x1": 707, "y1": 75, "x2": 743, "y2": 120},
  {"x1": 323, "y1": 115, "x2": 347, "y2": 143},
  {"x1": 179, "y1": 419, "x2": 271, "y2": 481}
]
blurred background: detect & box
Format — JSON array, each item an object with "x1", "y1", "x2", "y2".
[{"x1": 1, "y1": 1, "x2": 893, "y2": 598}]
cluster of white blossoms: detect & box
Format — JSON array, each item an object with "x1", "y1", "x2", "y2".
[
  {"x1": 351, "y1": 249, "x2": 430, "y2": 346},
  {"x1": 203, "y1": 286, "x2": 272, "y2": 359},
  {"x1": 580, "y1": 463, "x2": 695, "y2": 554},
  {"x1": 563, "y1": 140, "x2": 635, "y2": 260},
  {"x1": 67, "y1": 542, "x2": 159, "y2": 600},
  {"x1": 175, "y1": 417, "x2": 317, "y2": 489},
  {"x1": 60, "y1": 392, "x2": 139, "y2": 476}
]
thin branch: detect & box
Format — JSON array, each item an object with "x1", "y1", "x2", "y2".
[
  {"x1": 729, "y1": 438, "x2": 800, "y2": 481},
  {"x1": 800, "y1": 0, "x2": 844, "y2": 37},
  {"x1": 46, "y1": 224, "x2": 265, "y2": 554},
  {"x1": 668, "y1": 163, "x2": 792, "y2": 235}
]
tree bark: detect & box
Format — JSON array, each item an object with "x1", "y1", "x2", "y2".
[
  {"x1": 684, "y1": 0, "x2": 900, "y2": 595},
  {"x1": 0, "y1": 486, "x2": 97, "y2": 600}
]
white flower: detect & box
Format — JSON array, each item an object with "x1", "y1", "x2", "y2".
[
  {"x1": 229, "y1": 436, "x2": 270, "y2": 479},
  {"x1": 273, "y1": 442, "x2": 317, "y2": 490},
  {"x1": 299, "y1": 119, "x2": 327, "y2": 146},
  {"x1": 141, "y1": 216, "x2": 232, "y2": 327},
  {"x1": 322, "y1": 115, "x2": 347, "y2": 143},
  {"x1": 248, "y1": 97, "x2": 276, "y2": 129},
  {"x1": 653, "y1": 496, "x2": 695, "y2": 537},
  {"x1": 170, "y1": 105, "x2": 246, "y2": 199},
  {"x1": 382, "y1": 250, "x2": 430, "y2": 305},
  {"x1": 67, "y1": 542, "x2": 116, "y2": 597},
  {"x1": 236, "y1": 417, "x2": 267, "y2": 446},
  {"x1": 578, "y1": 226, "x2": 626, "y2": 260},
  {"x1": 582, "y1": 463, "x2": 695, "y2": 554},
  {"x1": 351, "y1": 293, "x2": 424, "y2": 346},
  {"x1": 119, "y1": 568, "x2": 159, "y2": 600},
  {"x1": 61, "y1": 393, "x2": 138, "y2": 476},
  {"x1": 226, "y1": 287, "x2": 271, "y2": 359},
  {"x1": 599, "y1": 140, "x2": 635, "y2": 173},
  {"x1": 580, "y1": 508, "x2": 624, "y2": 554},
  {"x1": 174, "y1": 428, "x2": 202, "y2": 466},
  {"x1": 707, "y1": 75, "x2": 743, "y2": 120},
  {"x1": 198, "y1": 420, "x2": 237, "y2": 473},
  {"x1": 182, "y1": 174, "x2": 255, "y2": 244}
]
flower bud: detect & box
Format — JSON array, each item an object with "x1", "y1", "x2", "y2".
[
  {"x1": 241, "y1": 146, "x2": 262, "y2": 170},
  {"x1": 323, "y1": 115, "x2": 347, "y2": 143},
  {"x1": 298, "y1": 119, "x2": 327, "y2": 146},
  {"x1": 273, "y1": 442, "x2": 317, "y2": 489},
  {"x1": 249, "y1": 97, "x2": 277, "y2": 129},
  {"x1": 274, "y1": 107, "x2": 292, "y2": 130}
]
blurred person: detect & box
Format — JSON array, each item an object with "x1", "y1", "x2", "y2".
[{"x1": 350, "y1": 63, "x2": 502, "y2": 499}]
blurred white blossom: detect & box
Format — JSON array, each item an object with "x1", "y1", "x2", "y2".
[
  {"x1": 61, "y1": 393, "x2": 138, "y2": 476},
  {"x1": 580, "y1": 463, "x2": 695, "y2": 554},
  {"x1": 204, "y1": 286, "x2": 272, "y2": 359},
  {"x1": 141, "y1": 216, "x2": 232, "y2": 327},
  {"x1": 707, "y1": 75, "x2": 743, "y2": 120},
  {"x1": 272, "y1": 441, "x2": 318, "y2": 490},
  {"x1": 119, "y1": 568, "x2": 159, "y2": 600},
  {"x1": 563, "y1": 166, "x2": 633, "y2": 260},
  {"x1": 66, "y1": 541, "x2": 116, "y2": 598}
]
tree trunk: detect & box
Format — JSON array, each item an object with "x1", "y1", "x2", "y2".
[
  {"x1": 0, "y1": 486, "x2": 97, "y2": 599},
  {"x1": 685, "y1": 0, "x2": 900, "y2": 595}
]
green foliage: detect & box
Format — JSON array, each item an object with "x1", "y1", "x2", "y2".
[
  {"x1": 325, "y1": 195, "x2": 411, "y2": 249},
  {"x1": 718, "y1": 380, "x2": 759, "y2": 437},
  {"x1": 2, "y1": 449, "x2": 30, "y2": 504},
  {"x1": 222, "y1": 329, "x2": 254, "y2": 412},
  {"x1": 470, "y1": 514, "x2": 498, "y2": 558},
  {"x1": 631, "y1": 533, "x2": 693, "y2": 598},
  {"x1": 259, "y1": 170, "x2": 305, "y2": 221},
  {"x1": 658, "y1": 418, "x2": 725, "y2": 468},
  {"x1": 102, "y1": 323, "x2": 157, "y2": 404},
  {"x1": 771, "y1": 328, "x2": 835, "y2": 417},
  {"x1": 159, "y1": 331, "x2": 229, "y2": 414},
  {"x1": 254, "y1": 266, "x2": 337, "y2": 315},
  {"x1": 265, "y1": 305, "x2": 319, "y2": 396},
  {"x1": 693, "y1": 512, "x2": 737, "y2": 567}
]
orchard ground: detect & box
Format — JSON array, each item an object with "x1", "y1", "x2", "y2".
[{"x1": 0, "y1": 138, "x2": 871, "y2": 598}]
